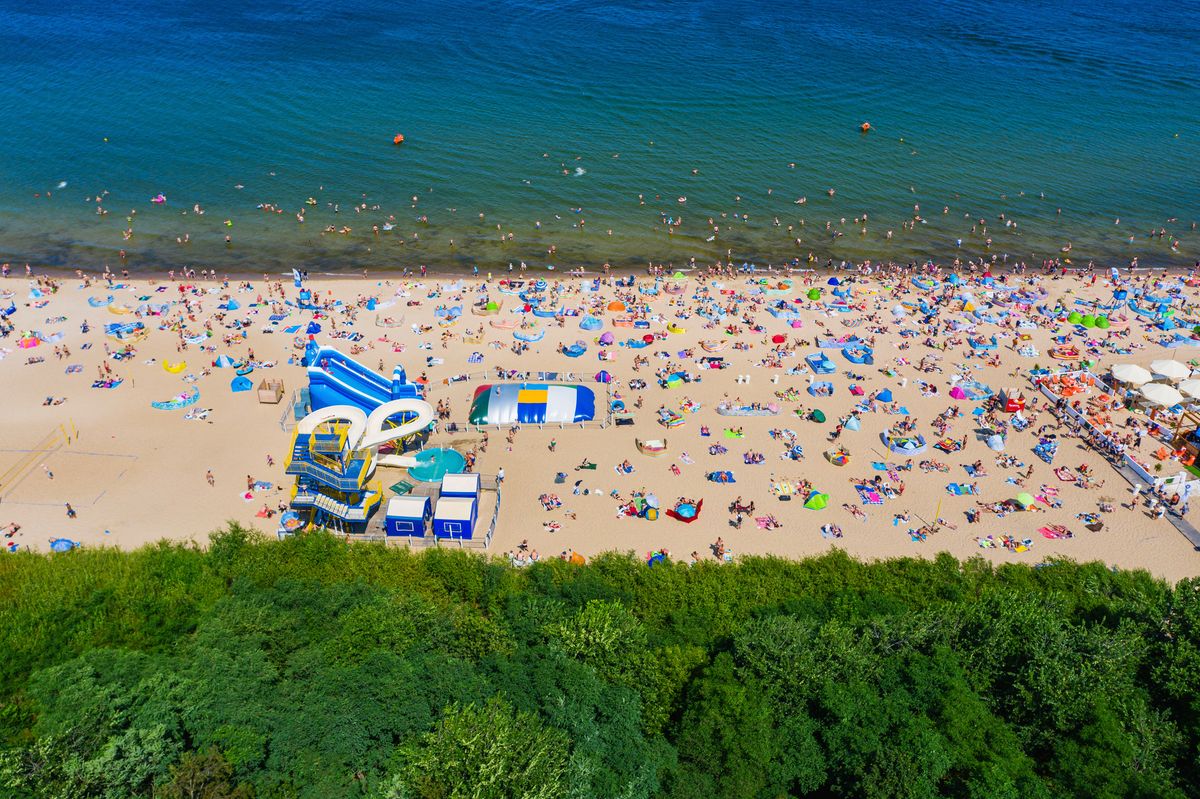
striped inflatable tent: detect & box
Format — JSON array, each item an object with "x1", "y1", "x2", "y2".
[{"x1": 468, "y1": 383, "x2": 595, "y2": 425}]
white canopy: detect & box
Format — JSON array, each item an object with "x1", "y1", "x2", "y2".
[
  {"x1": 1111, "y1": 363, "x2": 1152, "y2": 386},
  {"x1": 1177, "y1": 379, "x2": 1200, "y2": 399},
  {"x1": 1150, "y1": 359, "x2": 1191, "y2": 381},
  {"x1": 1140, "y1": 383, "x2": 1184, "y2": 408}
]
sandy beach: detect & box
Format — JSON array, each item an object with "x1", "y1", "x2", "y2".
[{"x1": 2, "y1": 263, "x2": 1199, "y2": 580}]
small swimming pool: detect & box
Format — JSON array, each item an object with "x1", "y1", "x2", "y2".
[{"x1": 407, "y1": 447, "x2": 467, "y2": 482}]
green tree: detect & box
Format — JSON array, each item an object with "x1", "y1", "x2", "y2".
[
  {"x1": 381, "y1": 698, "x2": 569, "y2": 799},
  {"x1": 156, "y1": 747, "x2": 253, "y2": 799}
]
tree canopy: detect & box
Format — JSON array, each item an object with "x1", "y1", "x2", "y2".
[{"x1": 0, "y1": 526, "x2": 1196, "y2": 798}]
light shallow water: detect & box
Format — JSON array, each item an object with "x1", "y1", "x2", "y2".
[{"x1": 0, "y1": 0, "x2": 1196, "y2": 273}]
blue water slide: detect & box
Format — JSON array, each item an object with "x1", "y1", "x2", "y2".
[{"x1": 303, "y1": 343, "x2": 422, "y2": 413}]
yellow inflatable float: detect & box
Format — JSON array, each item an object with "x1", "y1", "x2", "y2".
[{"x1": 163, "y1": 361, "x2": 187, "y2": 374}]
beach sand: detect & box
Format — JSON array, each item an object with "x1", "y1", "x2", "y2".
[{"x1": 1, "y1": 267, "x2": 1197, "y2": 581}]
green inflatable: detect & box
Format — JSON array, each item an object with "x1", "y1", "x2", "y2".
[
  {"x1": 1096, "y1": 316, "x2": 1110, "y2": 329},
  {"x1": 1082, "y1": 314, "x2": 1096, "y2": 328},
  {"x1": 807, "y1": 288, "x2": 821, "y2": 301},
  {"x1": 1067, "y1": 311, "x2": 1083, "y2": 324}
]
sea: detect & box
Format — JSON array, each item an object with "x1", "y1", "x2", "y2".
[{"x1": 0, "y1": 0, "x2": 1197, "y2": 275}]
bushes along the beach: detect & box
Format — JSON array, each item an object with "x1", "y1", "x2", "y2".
[{"x1": 0, "y1": 526, "x2": 1197, "y2": 798}]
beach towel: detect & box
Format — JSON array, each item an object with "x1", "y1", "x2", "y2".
[
  {"x1": 283, "y1": 325, "x2": 302, "y2": 334},
  {"x1": 1039, "y1": 525, "x2": 1073, "y2": 540},
  {"x1": 946, "y1": 483, "x2": 977, "y2": 496},
  {"x1": 855, "y1": 485, "x2": 884, "y2": 505},
  {"x1": 65, "y1": 364, "x2": 83, "y2": 374},
  {"x1": 871, "y1": 462, "x2": 888, "y2": 471}
]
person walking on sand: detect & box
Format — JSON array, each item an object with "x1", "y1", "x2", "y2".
[
  {"x1": 206, "y1": 469, "x2": 215, "y2": 487},
  {"x1": 65, "y1": 503, "x2": 76, "y2": 519}
]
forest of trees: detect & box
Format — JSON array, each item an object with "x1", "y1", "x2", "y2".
[{"x1": 1, "y1": 526, "x2": 1199, "y2": 798}]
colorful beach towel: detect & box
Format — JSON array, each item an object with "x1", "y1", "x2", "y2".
[{"x1": 855, "y1": 485, "x2": 884, "y2": 505}]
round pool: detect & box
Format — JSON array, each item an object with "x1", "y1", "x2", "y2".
[{"x1": 407, "y1": 447, "x2": 467, "y2": 482}]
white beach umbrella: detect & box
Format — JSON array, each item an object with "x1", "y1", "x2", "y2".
[
  {"x1": 1111, "y1": 363, "x2": 1152, "y2": 386},
  {"x1": 1150, "y1": 359, "x2": 1191, "y2": 381},
  {"x1": 1177, "y1": 379, "x2": 1200, "y2": 399},
  {"x1": 1140, "y1": 383, "x2": 1184, "y2": 408}
]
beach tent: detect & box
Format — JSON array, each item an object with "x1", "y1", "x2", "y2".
[
  {"x1": 594, "y1": 370, "x2": 612, "y2": 384},
  {"x1": 827, "y1": 277, "x2": 840, "y2": 286},
  {"x1": 803, "y1": 492, "x2": 829, "y2": 510},
  {"x1": 844, "y1": 416, "x2": 861, "y2": 432},
  {"x1": 48, "y1": 538, "x2": 80, "y2": 552},
  {"x1": 598, "y1": 332, "x2": 615, "y2": 345},
  {"x1": 385, "y1": 495, "x2": 431, "y2": 536},
  {"x1": 1015, "y1": 492, "x2": 1036, "y2": 509},
  {"x1": 607, "y1": 301, "x2": 626, "y2": 312},
  {"x1": 214, "y1": 354, "x2": 238, "y2": 368},
  {"x1": 580, "y1": 315, "x2": 603, "y2": 331},
  {"x1": 810, "y1": 409, "x2": 826, "y2": 423},
  {"x1": 877, "y1": 388, "x2": 893, "y2": 403},
  {"x1": 806, "y1": 288, "x2": 821, "y2": 301},
  {"x1": 225, "y1": 299, "x2": 240, "y2": 311},
  {"x1": 987, "y1": 434, "x2": 1006, "y2": 451},
  {"x1": 231, "y1": 376, "x2": 253, "y2": 392},
  {"x1": 305, "y1": 321, "x2": 322, "y2": 335}
]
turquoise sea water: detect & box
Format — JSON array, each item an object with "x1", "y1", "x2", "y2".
[{"x1": 0, "y1": 0, "x2": 1197, "y2": 274}]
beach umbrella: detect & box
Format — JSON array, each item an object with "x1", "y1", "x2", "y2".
[
  {"x1": 598, "y1": 331, "x2": 614, "y2": 345},
  {"x1": 1015, "y1": 492, "x2": 1036, "y2": 509},
  {"x1": 594, "y1": 370, "x2": 612, "y2": 384},
  {"x1": 947, "y1": 274, "x2": 961, "y2": 286},
  {"x1": 1150, "y1": 359, "x2": 1190, "y2": 381},
  {"x1": 17, "y1": 335, "x2": 39, "y2": 349},
  {"x1": 803, "y1": 492, "x2": 829, "y2": 510},
  {"x1": 771, "y1": 334, "x2": 786, "y2": 344},
  {"x1": 1176, "y1": 379, "x2": 1200, "y2": 400},
  {"x1": 1111, "y1": 364, "x2": 1152, "y2": 386},
  {"x1": 642, "y1": 334, "x2": 655, "y2": 343},
  {"x1": 806, "y1": 288, "x2": 821, "y2": 301},
  {"x1": 810, "y1": 409, "x2": 826, "y2": 423},
  {"x1": 1141, "y1": 383, "x2": 1184, "y2": 408}
]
